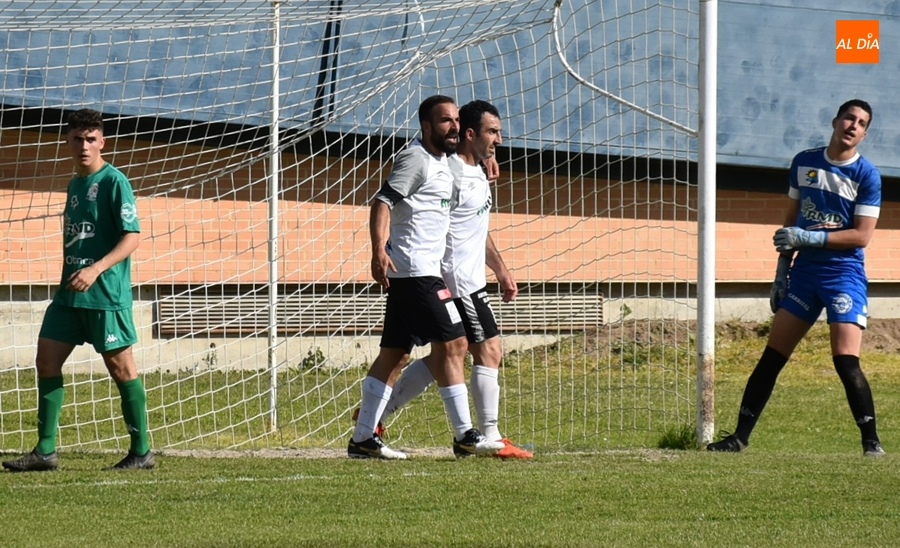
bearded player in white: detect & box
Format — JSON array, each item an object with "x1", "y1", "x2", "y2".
[
  {"x1": 349, "y1": 95, "x2": 505, "y2": 460},
  {"x1": 366, "y1": 100, "x2": 532, "y2": 458}
]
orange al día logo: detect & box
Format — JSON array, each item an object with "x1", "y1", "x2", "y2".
[{"x1": 836, "y1": 20, "x2": 879, "y2": 63}]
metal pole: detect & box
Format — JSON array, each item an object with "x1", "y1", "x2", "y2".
[
  {"x1": 696, "y1": 0, "x2": 718, "y2": 446},
  {"x1": 312, "y1": 0, "x2": 344, "y2": 129},
  {"x1": 268, "y1": 0, "x2": 282, "y2": 433}
]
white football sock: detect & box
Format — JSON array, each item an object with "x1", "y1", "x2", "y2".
[
  {"x1": 439, "y1": 383, "x2": 473, "y2": 439},
  {"x1": 380, "y1": 358, "x2": 435, "y2": 423},
  {"x1": 351, "y1": 376, "x2": 392, "y2": 442},
  {"x1": 471, "y1": 365, "x2": 502, "y2": 441}
]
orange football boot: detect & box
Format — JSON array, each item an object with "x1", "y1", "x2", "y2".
[{"x1": 492, "y1": 438, "x2": 534, "y2": 459}]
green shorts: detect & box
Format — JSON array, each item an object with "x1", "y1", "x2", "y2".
[{"x1": 39, "y1": 303, "x2": 138, "y2": 353}]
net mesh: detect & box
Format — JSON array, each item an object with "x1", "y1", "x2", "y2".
[{"x1": 0, "y1": 0, "x2": 699, "y2": 452}]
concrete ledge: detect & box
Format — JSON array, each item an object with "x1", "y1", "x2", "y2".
[{"x1": 3, "y1": 282, "x2": 900, "y2": 373}]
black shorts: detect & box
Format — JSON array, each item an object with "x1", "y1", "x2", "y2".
[
  {"x1": 381, "y1": 276, "x2": 466, "y2": 351},
  {"x1": 454, "y1": 287, "x2": 500, "y2": 344}
]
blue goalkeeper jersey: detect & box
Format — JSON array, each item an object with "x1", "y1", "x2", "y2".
[{"x1": 788, "y1": 147, "x2": 881, "y2": 266}]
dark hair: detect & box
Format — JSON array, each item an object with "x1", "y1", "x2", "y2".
[
  {"x1": 67, "y1": 108, "x2": 104, "y2": 133},
  {"x1": 459, "y1": 100, "x2": 500, "y2": 136},
  {"x1": 836, "y1": 99, "x2": 873, "y2": 128},
  {"x1": 418, "y1": 95, "x2": 455, "y2": 126}
]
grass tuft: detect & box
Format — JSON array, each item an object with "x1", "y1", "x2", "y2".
[{"x1": 657, "y1": 422, "x2": 698, "y2": 450}]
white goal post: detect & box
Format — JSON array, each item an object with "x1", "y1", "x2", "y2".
[{"x1": 0, "y1": 0, "x2": 715, "y2": 453}]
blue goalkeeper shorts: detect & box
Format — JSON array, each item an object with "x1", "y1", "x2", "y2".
[{"x1": 782, "y1": 261, "x2": 868, "y2": 328}]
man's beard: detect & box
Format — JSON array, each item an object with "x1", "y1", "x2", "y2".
[{"x1": 432, "y1": 132, "x2": 458, "y2": 155}]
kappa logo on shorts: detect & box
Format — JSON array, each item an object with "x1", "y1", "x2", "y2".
[
  {"x1": 105, "y1": 333, "x2": 119, "y2": 344},
  {"x1": 832, "y1": 293, "x2": 853, "y2": 315}
]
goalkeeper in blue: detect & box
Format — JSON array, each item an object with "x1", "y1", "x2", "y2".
[{"x1": 708, "y1": 99, "x2": 884, "y2": 456}]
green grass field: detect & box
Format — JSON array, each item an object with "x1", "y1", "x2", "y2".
[{"x1": 2, "y1": 322, "x2": 900, "y2": 547}]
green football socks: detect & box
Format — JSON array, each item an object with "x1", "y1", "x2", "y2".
[
  {"x1": 117, "y1": 378, "x2": 150, "y2": 456},
  {"x1": 35, "y1": 376, "x2": 64, "y2": 455}
]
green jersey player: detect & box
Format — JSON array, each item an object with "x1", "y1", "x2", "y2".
[{"x1": 2, "y1": 108, "x2": 154, "y2": 472}]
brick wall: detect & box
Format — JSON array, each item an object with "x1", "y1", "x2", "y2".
[{"x1": 2, "y1": 131, "x2": 898, "y2": 285}]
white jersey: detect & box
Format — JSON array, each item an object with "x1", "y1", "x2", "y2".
[
  {"x1": 442, "y1": 155, "x2": 492, "y2": 297},
  {"x1": 374, "y1": 140, "x2": 454, "y2": 278}
]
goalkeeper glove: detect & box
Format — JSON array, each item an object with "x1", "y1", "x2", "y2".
[
  {"x1": 769, "y1": 253, "x2": 792, "y2": 314},
  {"x1": 773, "y1": 226, "x2": 827, "y2": 252}
]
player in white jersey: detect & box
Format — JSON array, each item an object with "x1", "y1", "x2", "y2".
[
  {"x1": 367, "y1": 100, "x2": 532, "y2": 458},
  {"x1": 348, "y1": 95, "x2": 503, "y2": 459},
  {"x1": 708, "y1": 99, "x2": 884, "y2": 456}
]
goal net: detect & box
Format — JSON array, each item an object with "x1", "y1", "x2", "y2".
[{"x1": 0, "y1": 0, "x2": 701, "y2": 453}]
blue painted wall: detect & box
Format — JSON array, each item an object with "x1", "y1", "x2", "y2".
[
  {"x1": 2, "y1": 1, "x2": 898, "y2": 175},
  {"x1": 718, "y1": 1, "x2": 899, "y2": 176}
]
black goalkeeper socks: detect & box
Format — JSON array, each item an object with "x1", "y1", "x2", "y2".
[
  {"x1": 833, "y1": 354, "x2": 879, "y2": 442},
  {"x1": 734, "y1": 345, "x2": 789, "y2": 443}
]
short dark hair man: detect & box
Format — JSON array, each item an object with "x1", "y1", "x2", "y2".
[
  {"x1": 3, "y1": 108, "x2": 153, "y2": 472},
  {"x1": 349, "y1": 96, "x2": 503, "y2": 459},
  {"x1": 371, "y1": 100, "x2": 532, "y2": 458},
  {"x1": 708, "y1": 99, "x2": 884, "y2": 456}
]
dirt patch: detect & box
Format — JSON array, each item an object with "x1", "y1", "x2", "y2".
[
  {"x1": 578, "y1": 318, "x2": 900, "y2": 355},
  {"x1": 575, "y1": 319, "x2": 695, "y2": 355},
  {"x1": 859, "y1": 318, "x2": 900, "y2": 354}
]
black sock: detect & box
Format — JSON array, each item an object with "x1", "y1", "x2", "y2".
[
  {"x1": 833, "y1": 354, "x2": 879, "y2": 443},
  {"x1": 734, "y1": 346, "x2": 789, "y2": 443}
]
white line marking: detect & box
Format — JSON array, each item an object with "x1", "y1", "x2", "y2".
[{"x1": 9, "y1": 474, "x2": 334, "y2": 490}]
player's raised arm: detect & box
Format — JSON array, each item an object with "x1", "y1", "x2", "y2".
[{"x1": 481, "y1": 155, "x2": 500, "y2": 181}]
